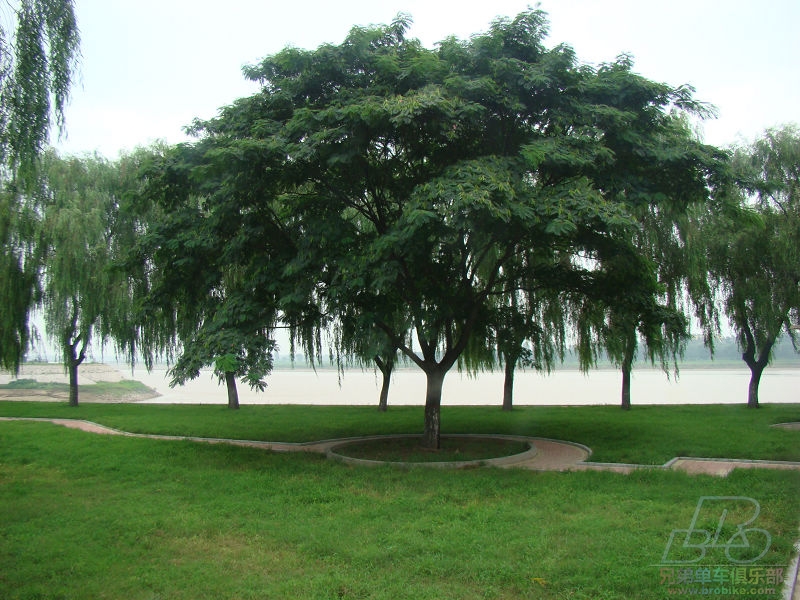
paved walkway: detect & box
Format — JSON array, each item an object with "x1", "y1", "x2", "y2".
[{"x1": 2, "y1": 417, "x2": 800, "y2": 476}]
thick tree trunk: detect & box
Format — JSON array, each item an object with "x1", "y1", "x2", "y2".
[
  {"x1": 225, "y1": 371, "x2": 240, "y2": 410},
  {"x1": 502, "y1": 353, "x2": 517, "y2": 411},
  {"x1": 421, "y1": 368, "x2": 445, "y2": 450},
  {"x1": 746, "y1": 365, "x2": 764, "y2": 408},
  {"x1": 620, "y1": 364, "x2": 631, "y2": 411}
]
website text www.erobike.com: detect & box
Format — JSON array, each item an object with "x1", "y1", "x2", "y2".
[{"x1": 655, "y1": 496, "x2": 791, "y2": 597}]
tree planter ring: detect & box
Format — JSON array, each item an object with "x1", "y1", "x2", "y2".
[{"x1": 326, "y1": 434, "x2": 538, "y2": 469}]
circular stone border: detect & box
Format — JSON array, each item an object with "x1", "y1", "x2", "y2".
[
  {"x1": 326, "y1": 434, "x2": 538, "y2": 469},
  {"x1": 770, "y1": 422, "x2": 800, "y2": 431}
]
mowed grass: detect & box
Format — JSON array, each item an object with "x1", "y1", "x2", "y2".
[
  {"x1": 0, "y1": 402, "x2": 799, "y2": 599},
  {"x1": 1, "y1": 401, "x2": 798, "y2": 464}
]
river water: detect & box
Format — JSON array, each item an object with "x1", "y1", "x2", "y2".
[{"x1": 124, "y1": 365, "x2": 800, "y2": 406}]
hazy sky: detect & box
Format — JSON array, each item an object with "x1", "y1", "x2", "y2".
[{"x1": 54, "y1": 0, "x2": 799, "y2": 158}]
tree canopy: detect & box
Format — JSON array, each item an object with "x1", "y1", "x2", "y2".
[
  {"x1": 137, "y1": 10, "x2": 726, "y2": 445},
  {"x1": 125, "y1": 10, "x2": 720, "y2": 447}
]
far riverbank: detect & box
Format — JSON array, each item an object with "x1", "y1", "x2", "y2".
[
  {"x1": 127, "y1": 364, "x2": 799, "y2": 406},
  {"x1": 2, "y1": 362, "x2": 798, "y2": 407}
]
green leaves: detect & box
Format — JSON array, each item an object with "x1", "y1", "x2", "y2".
[
  {"x1": 214, "y1": 353, "x2": 239, "y2": 374},
  {"x1": 126, "y1": 8, "x2": 725, "y2": 418},
  {"x1": 521, "y1": 136, "x2": 616, "y2": 171},
  {"x1": 0, "y1": 1, "x2": 79, "y2": 370},
  {"x1": 0, "y1": 0, "x2": 80, "y2": 183}
]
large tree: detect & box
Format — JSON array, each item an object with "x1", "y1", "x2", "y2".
[
  {"x1": 705, "y1": 125, "x2": 800, "y2": 407},
  {"x1": 0, "y1": 0, "x2": 79, "y2": 373},
  {"x1": 176, "y1": 11, "x2": 719, "y2": 448}
]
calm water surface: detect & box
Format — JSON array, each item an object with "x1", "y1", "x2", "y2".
[{"x1": 126, "y1": 366, "x2": 800, "y2": 406}]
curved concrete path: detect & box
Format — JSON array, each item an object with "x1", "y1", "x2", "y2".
[{"x1": 2, "y1": 417, "x2": 800, "y2": 476}]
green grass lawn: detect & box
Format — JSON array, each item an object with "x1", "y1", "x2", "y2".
[
  {"x1": 1, "y1": 401, "x2": 798, "y2": 464},
  {"x1": 1, "y1": 402, "x2": 799, "y2": 599}
]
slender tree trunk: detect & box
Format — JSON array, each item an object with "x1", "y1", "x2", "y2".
[
  {"x1": 502, "y1": 352, "x2": 517, "y2": 411},
  {"x1": 378, "y1": 372, "x2": 390, "y2": 412},
  {"x1": 421, "y1": 368, "x2": 445, "y2": 450},
  {"x1": 225, "y1": 371, "x2": 240, "y2": 410},
  {"x1": 374, "y1": 354, "x2": 394, "y2": 412},
  {"x1": 620, "y1": 331, "x2": 636, "y2": 410},
  {"x1": 64, "y1": 304, "x2": 86, "y2": 407},
  {"x1": 68, "y1": 356, "x2": 79, "y2": 407},
  {"x1": 742, "y1": 348, "x2": 770, "y2": 409},
  {"x1": 66, "y1": 339, "x2": 85, "y2": 407}
]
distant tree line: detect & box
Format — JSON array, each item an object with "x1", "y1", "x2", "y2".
[{"x1": 1, "y1": 9, "x2": 797, "y2": 443}]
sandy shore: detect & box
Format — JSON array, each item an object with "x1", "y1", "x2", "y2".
[
  {"x1": 0, "y1": 363, "x2": 159, "y2": 403},
  {"x1": 0, "y1": 363, "x2": 126, "y2": 384}
]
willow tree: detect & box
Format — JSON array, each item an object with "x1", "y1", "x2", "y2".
[
  {"x1": 0, "y1": 0, "x2": 79, "y2": 179},
  {"x1": 163, "y1": 287, "x2": 278, "y2": 410},
  {"x1": 0, "y1": 0, "x2": 79, "y2": 373},
  {"x1": 705, "y1": 125, "x2": 800, "y2": 407},
  {"x1": 490, "y1": 283, "x2": 567, "y2": 411},
  {"x1": 0, "y1": 182, "x2": 38, "y2": 370},
  {"x1": 328, "y1": 314, "x2": 404, "y2": 412},
  {"x1": 558, "y1": 56, "x2": 726, "y2": 409},
  {"x1": 179, "y1": 10, "x2": 720, "y2": 448},
  {"x1": 35, "y1": 151, "x2": 130, "y2": 405}
]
